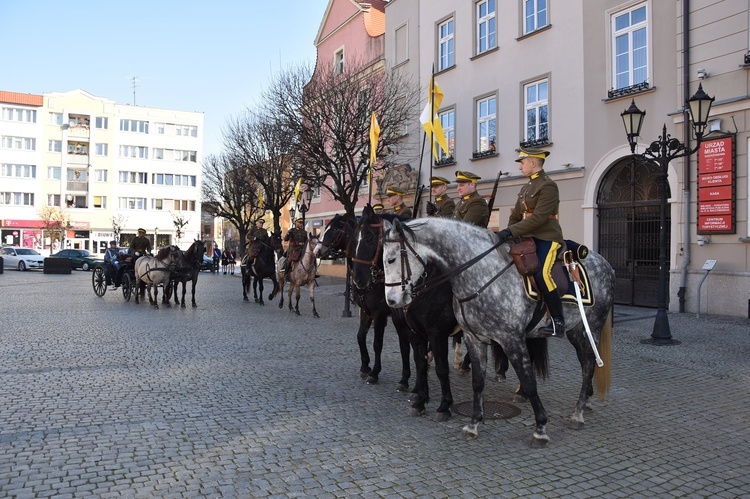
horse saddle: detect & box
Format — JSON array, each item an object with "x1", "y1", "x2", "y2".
[
  {"x1": 289, "y1": 247, "x2": 303, "y2": 262},
  {"x1": 521, "y1": 240, "x2": 595, "y2": 307}
]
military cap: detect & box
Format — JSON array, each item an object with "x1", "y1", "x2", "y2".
[
  {"x1": 295, "y1": 218, "x2": 304, "y2": 223},
  {"x1": 386, "y1": 187, "x2": 406, "y2": 196},
  {"x1": 137, "y1": 228, "x2": 146, "y2": 233},
  {"x1": 430, "y1": 176, "x2": 451, "y2": 186},
  {"x1": 455, "y1": 171, "x2": 481, "y2": 183},
  {"x1": 372, "y1": 203, "x2": 384, "y2": 210},
  {"x1": 256, "y1": 218, "x2": 265, "y2": 224},
  {"x1": 515, "y1": 147, "x2": 551, "y2": 162}
]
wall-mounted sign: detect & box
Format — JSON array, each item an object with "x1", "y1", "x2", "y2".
[{"x1": 698, "y1": 135, "x2": 735, "y2": 234}]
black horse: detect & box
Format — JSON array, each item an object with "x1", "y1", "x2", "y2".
[
  {"x1": 170, "y1": 240, "x2": 206, "y2": 308},
  {"x1": 241, "y1": 237, "x2": 279, "y2": 305},
  {"x1": 315, "y1": 212, "x2": 411, "y2": 391}
]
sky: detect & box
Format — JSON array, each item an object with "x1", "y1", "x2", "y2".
[{"x1": 0, "y1": 0, "x2": 325, "y2": 157}]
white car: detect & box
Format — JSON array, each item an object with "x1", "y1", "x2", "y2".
[{"x1": 1, "y1": 247, "x2": 45, "y2": 271}]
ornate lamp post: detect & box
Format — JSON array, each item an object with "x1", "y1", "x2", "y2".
[
  {"x1": 620, "y1": 83, "x2": 714, "y2": 345},
  {"x1": 298, "y1": 186, "x2": 314, "y2": 225}
]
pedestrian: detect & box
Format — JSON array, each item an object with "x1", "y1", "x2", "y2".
[
  {"x1": 228, "y1": 248, "x2": 236, "y2": 275},
  {"x1": 453, "y1": 171, "x2": 489, "y2": 228},
  {"x1": 221, "y1": 248, "x2": 229, "y2": 274},
  {"x1": 212, "y1": 246, "x2": 221, "y2": 273},
  {"x1": 496, "y1": 147, "x2": 565, "y2": 338},
  {"x1": 385, "y1": 187, "x2": 412, "y2": 220},
  {"x1": 425, "y1": 175, "x2": 455, "y2": 217}
]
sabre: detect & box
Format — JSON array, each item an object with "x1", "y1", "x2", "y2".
[{"x1": 565, "y1": 258, "x2": 604, "y2": 368}]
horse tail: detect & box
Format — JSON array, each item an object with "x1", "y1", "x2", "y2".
[
  {"x1": 594, "y1": 306, "x2": 613, "y2": 400},
  {"x1": 527, "y1": 338, "x2": 549, "y2": 380}
]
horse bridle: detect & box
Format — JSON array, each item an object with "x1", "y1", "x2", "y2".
[{"x1": 349, "y1": 221, "x2": 389, "y2": 290}]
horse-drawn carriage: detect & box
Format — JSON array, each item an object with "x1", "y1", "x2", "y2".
[{"x1": 92, "y1": 249, "x2": 138, "y2": 301}]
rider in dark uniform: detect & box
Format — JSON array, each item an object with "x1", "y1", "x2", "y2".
[
  {"x1": 283, "y1": 218, "x2": 308, "y2": 274},
  {"x1": 385, "y1": 187, "x2": 412, "y2": 220},
  {"x1": 453, "y1": 171, "x2": 489, "y2": 228},
  {"x1": 497, "y1": 148, "x2": 565, "y2": 338},
  {"x1": 246, "y1": 219, "x2": 269, "y2": 266},
  {"x1": 426, "y1": 175, "x2": 455, "y2": 217},
  {"x1": 372, "y1": 203, "x2": 385, "y2": 215}
]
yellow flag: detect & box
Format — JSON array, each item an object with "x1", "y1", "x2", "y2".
[
  {"x1": 257, "y1": 191, "x2": 264, "y2": 209},
  {"x1": 294, "y1": 178, "x2": 301, "y2": 202},
  {"x1": 419, "y1": 76, "x2": 450, "y2": 160},
  {"x1": 369, "y1": 112, "x2": 380, "y2": 168}
]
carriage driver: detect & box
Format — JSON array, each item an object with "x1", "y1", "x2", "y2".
[
  {"x1": 283, "y1": 218, "x2": 308, "y2": 275},
  {"x1": 453, "y1": 171, "x2": 489, "y2": 228},
  {"x1": 496, "y1": 148, "x2": 566, "y2": 338},
  {"x1": 130, "y1": 228, "x2": 152, "y2": 261},
  {"x1": 385, "y1": 187, "x2": 412, "y2": 220},
  {"x1": 245, "y1": 218, "x2": 269, "y2": 265},
  {"x1": 425, "y1": 175, "x2": 455, "y2": 217}
]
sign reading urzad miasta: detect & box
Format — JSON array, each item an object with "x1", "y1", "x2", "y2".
[{"x1": 697, "y1": 135, "x2": 735, "y2": 234}]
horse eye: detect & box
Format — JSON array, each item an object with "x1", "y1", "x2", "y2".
[{"x1": 386, "y1": 257, "x2": 395, "y2": 265}]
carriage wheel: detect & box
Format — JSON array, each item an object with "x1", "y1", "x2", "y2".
[
  {"x1": 92, "y1": 266, "x2": 107, "y2": 297},
  {"x1": 122, "y1": 273, "x2": 133, "y2": 302}
]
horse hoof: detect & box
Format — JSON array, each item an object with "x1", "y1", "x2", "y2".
[
  {"x1": 461, "y1": 424, "x2": 479, "y2": 440},
  {"x1": 295, "y1": 310, "x2": 300, "y2": 316},
  {"x1": 181, "y1": 303, "x2": 186, "y2": 309},
  {"x1": 407, "y1": 407, "x2": 425, "y2": 417},
  {"x1": 254, "y1": 298, "x2": 260, "y2": 303},
  {"x1": 192, "y1": 304, "x2": 197, "y2": 308},
  {"x1": 243, "y1": 296, "x2": 249, "y2": 302},
  {"x1": 458, "y1": 368, "x2": 471, "y2": 376},
  {"x1": 531, "y1": 432, "x2": 550, "y2": 448},
  {"x1": 365, "y1": 375, "x2": 378, "y2": 385},
  {"x1": 258, "y1": 301, "x2": 264, "y2": 306},
  {"x1": 568, "y1": 420, "x2": 585, "y2": 430},
  {"x1": 313, "y1": 312, "x2": 320, "y2": 318},
  {"x1": 434, "y1": 411, "x2": 451, "y2": 423},
  {"x1": 494, "y1": 373, "x2": 506, "y2": 382},
  {"x1": 395, "y1": 382, "x2": 408, "y2": 392}
]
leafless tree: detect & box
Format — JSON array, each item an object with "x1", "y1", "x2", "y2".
[
  {"x1": 170, "y1": 213, "x2": 190, "y2": 245},
  {"x1": 38, "y1": 206, "x2": 70, "y2": 249},
  {"x1": 111, "y1": 214, "x2": 127, "y2": 245},
  {"x1": 223, "y1": 108, "x2": 296, "y2": 237},
  {"x1": 201, "y1": 153, "x2": 263, "y2": 253},
  {"x1": 264, "y1": 58, "x2": 420, "y2": 217}
]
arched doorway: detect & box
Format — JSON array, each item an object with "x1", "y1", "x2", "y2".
[{"x1": 597, "y1": 157, "x2": 669, "y2": 307}]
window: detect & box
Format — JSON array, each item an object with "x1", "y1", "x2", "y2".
[
  {"x1": 47, "y1": 194, "x2": 61, "y2": 207},
  {"x1": 153, "y1": 199, "x2": 164, "y2": 210},
  {"x1": 523, "y1": 0, "x2": 548, "y2": 35},
  {"x1": 438, "y1": 109, "x2": 455, "y2": 163},
  {"x1": 119, "y1": 119, "x2": 149, "y2": 133},
  {"x1": 119, "y1": 145, "x2": 148, "y2": 159},
  {"x1": 154, "y1": 148, "x2": 164, "y2": 159},
  {"x1": 524, "y1": 79, "x2": 548, "y2": 143},
  {"x1": 118, "y1": 197, "x2": 146, "y2": 210},
  {"x1": 175, "y1": 125, "x2": 197, "y2": 137},
  {"x1": 48, "y1": 140, "x2": 62, "y2": 152},
  {"x1": 67, "y1": 142, "x2": 88, "y2": 155},
  {"x1": 95, "y1": 143, "x2": 108, "y2": 156},
  {"x1": 476, "y1": 95, "x2": 496, "y2": 154},
  {"x1": 155, "y1": 122, "x2": 166, "y2": 134},
  {"x1": 2, "y1": 107, "x2": 36, "y2": 123},
  {"x1": 94, "y1": 169, "x2": 108, "y2": 182},
  {"x1": 477, "y1": 0, "x2": 496, "y2": 54},
  {"x1": 1, "y1": 164, "x2": 36, "y2": 178},
  {"x1": 93, "y1": 196, "x2": 106, "y2": 209},
  {"x1": 49, "y1": 113, "x2": 63, "y2": 125},
  {"x1": 612, "y1": 4, "x2": 647, "y2": 91},
  {"x1": 438, "y1": 18, "x2": 455, "y2": 71},
  {"x1": 47, "y1": 167, "x2": 61, "y2": 180},
  {"x1": 395, "y1": 24, "x2": 408, "y2": 65},
  {"x1": 174, "y1": 150, "x2": 197, "y2": 162},
  {"x1": 334, "y1": 48, "x2": 345, "y2": 74},
  {"x1": 95, "y1": 117, "x2": 108, "y2": 129},
  {"x1": 118, "y1": 171, "x2": 147, "y2": 184},
  {"x1": 2, "y1": 136, "x2": 35, "y2": 150},
  {"x1": 173, "y1": 199, "x2": 196, "y2": 211},
  {"x1": 0, "y1": 192, "x2": 34, "y2": 206}
]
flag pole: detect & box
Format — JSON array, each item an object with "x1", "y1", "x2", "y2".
[{"x1": 428, "y1": 69, "x2": 435, "y2": 206}]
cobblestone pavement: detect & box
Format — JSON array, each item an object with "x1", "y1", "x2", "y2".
[{"x1": 0, "y1": 269, "x2": 748, "y2": 498}]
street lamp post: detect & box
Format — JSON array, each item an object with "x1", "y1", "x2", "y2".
[
  {"x1": 298, "y1": 186, "x2": 314, "y2": 225},
  {"x1": 620, "y1": 83, "x2": 714, "y2": 345}
]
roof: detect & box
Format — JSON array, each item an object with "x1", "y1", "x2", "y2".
[{"x1": 0, "y1": 91, "x2": 43, "y2": 106}]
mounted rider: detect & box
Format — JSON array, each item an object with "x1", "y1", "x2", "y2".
[
  {"x1": 453, "y1": 171, "x2": 489, "y2": 228},
  {"x1": 385, "y1": 187, "x2": 412, "y2": 220},
  {"x1": 425, "y1": 175, "x2": 455, "y2": 217},
  {"x1": 372, "y1": 203, "x2": 385, "y2": 215},
  {"x1": 283, "y1": 218, "x2": 308, "y2": 274},
  {"x1": 496, "y1": 147, "x2": 566, "y2": 338},
  {"x1": 245, "y1": 218, "x2": 269, "y2": 266}
]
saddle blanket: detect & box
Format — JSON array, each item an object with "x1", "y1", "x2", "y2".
[{"x1": 521, "y1": 263, "x2": 594, "y2": 307}]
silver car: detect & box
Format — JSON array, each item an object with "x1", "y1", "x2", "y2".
[{"x1": 1, "y1": 247, "x2": 45, "y2": 271}]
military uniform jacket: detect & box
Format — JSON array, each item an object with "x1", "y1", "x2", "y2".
[
  {"x1": 284, "y1": 227, "x2": 307, "y2": 248},
  {"x1": 130, "y1": 235, "x2": 151, "y2": 254},
  {"x1": 393, "y1": 203, "x2": 412, "y2": 220},
  {"x1": 435, "y1": 195, "x2": 455, "y2": 217},
  {"x1": 508, "y1": 169, "x2": 564, "y2": 243},
  {"x1": 454, "y1": 191, "x2": 489, "y2": 228},
  {"x1": 249, "y1": 227, "x2": 268, "y2": 253}
]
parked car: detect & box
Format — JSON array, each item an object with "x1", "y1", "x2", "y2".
[
  {"x1": 48, "y1": 249, "x2": 103, "y2": 271},
  {"x1": 1, "y1": 247, "x2": 45, "y2": 271},
  {"x1": 200, "y1": 254, "x2": 214, "y2": 272}
]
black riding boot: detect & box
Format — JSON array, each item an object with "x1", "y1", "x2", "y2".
[{"x1": 539, "y1": 289, "x2": 565, "y2": 338}]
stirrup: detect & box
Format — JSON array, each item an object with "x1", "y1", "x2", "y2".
[{"x1": 538, "y1": 318, "x2": 565, "y2": 338}]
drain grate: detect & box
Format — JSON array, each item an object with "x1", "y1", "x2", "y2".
[{"x1": 453, "y1": 400, "x2": 521, "y2": 420}]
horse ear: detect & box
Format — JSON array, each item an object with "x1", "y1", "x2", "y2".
[
  {"x1": 383, "y1": 219, "x2": 392, "y2": 231},
  {"x1": 392, "y1": 217, "x2": 402, "y2": 233}
]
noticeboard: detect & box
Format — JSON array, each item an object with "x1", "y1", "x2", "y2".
[{"x1": 697, "y1": 134, "x2": 735, "y2": 234}]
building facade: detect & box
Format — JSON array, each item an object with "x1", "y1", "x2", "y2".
[
  {"x1": 382, "y1": 0, "x2": 749, "y2": 317},
  {"x1": 1, "y1": 89, "x2": 203, "y2": 255}
]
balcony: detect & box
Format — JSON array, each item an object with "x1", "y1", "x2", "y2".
[
  {"x1": 66, "y1": 180, "x2": 89, "y2": 192},
  {"x1": 67, "y1": 124, "x2": 90, "y2": 138}
]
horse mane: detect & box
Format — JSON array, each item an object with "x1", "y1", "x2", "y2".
[
  {"x1": 156, "y1": 246, "x2": 173, "y2": 260},
  {"x1": 184, "y1": 240, "x2": 205, "y2": 260}
]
